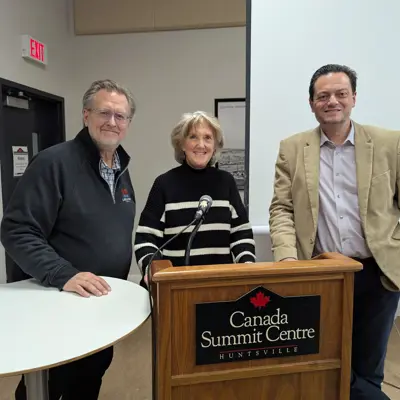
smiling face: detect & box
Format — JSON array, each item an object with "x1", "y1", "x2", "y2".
[
  {"x1": 309, "y1": 72, "x2": 356, "y2": 127},
  {"x1": 83, "y1": 89, "x2": 131, "y2": 151},
  {"x1": 182, "y1": 122, "x2": 215, "y2": 169}
]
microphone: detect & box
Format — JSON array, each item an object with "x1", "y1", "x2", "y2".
[
  {"x1": 195, "y1": 195, "x2": 213, "y2": 221},
  {"x1": 144, "y1": 195, "x2": 213, "y2": 285},
  {"x1": 185, "y1": 195, "x2": 213, "y2": 266}
]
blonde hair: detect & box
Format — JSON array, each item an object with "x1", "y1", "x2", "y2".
[{"x1": 171, "y1": 111, "x2": 224, "y2": 166}]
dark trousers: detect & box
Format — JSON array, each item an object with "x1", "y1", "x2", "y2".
[
  {"x1": 15, "y1": 346, "x2": 113, "y2": 400},
  {"x1": 350, "y1": 258, "x2": 400, "y2": 400}
]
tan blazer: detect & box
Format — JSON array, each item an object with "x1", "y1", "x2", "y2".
[{"x1": 269, "y1": 121, "x2": 400, "y2": 290}]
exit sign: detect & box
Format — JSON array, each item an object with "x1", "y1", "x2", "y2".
[{"x1": 21, "y1": 35, "x2": 47, "y2": 65}]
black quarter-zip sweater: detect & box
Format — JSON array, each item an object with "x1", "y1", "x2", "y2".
[{"x1": 0, "y1": 128, "x2": 136, "y2": 289}]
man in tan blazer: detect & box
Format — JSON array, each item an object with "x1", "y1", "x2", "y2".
[{"x1": 269, "y1": 64, "x2": 400, "y2": 400}]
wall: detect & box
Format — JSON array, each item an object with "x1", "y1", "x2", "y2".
[
  {"x1": 68, "y1": 27, "x2": 247, "y2": 280},
  {"x1": 248, "y1": 0, "x2": 400, "y2": 228},
  {"x1": 0, "y1": 0, "x2": 74, "y2": 282},
  {"x1": 73, "y1": 0, "x2": 245, "y2": 35},
  {"x1": 0, "y1": 16, "x2": 247, "y2": 281},
  {"x1": 0, "y1": 3, "x2": 271, "y2": 284}
]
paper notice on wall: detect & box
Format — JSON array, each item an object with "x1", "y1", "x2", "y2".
[{"x1": 12, "y1": 146, "x2": 29, "y2": 177}]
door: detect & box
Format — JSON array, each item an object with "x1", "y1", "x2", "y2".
[{"x1": 0, "y1": 79, "x2": 65, "y2": 283}]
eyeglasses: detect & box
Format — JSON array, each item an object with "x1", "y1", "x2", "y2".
[{"x1": 87, "y1": 108, "x2": 131, "y2": 125}]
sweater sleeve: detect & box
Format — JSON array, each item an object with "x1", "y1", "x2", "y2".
[
  {"x1": 134, "y1": 176, "x2": 166, "y2": 274},
  {"x1": 0, "y1": 152, "x2": 79, "y2": 288},
  {"x1": 228, "y1": 174, "x2": 256, "y2": 263}
]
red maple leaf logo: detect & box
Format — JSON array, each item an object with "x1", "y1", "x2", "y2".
[
  {"x1": 250, "y1": 291, "x2": 271, "y2": 309},
  {"x1": 121, "y1": 188, "x2": 128, "y2": 195}
]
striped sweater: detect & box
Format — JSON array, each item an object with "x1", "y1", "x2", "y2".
[{"x1": 134, "y1": 162, "x2": 256, "y2": 274}]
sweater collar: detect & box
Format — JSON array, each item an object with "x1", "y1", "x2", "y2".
[
  {"x1": 182, "y1": 159, "x2": 214, "y2": 173},
  {"x1": 74, "y1": 127, "x2": 130, "y2": 170}
]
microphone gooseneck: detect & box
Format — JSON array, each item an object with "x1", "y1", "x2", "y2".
[{"x1": 145, "y1": 217, "x2": 197, "y2": 400}]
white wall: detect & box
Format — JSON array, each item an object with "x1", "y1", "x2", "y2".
[
  {"x1": 248, "y1": 0, "x2": 400, "y2": 228},
  {"x1": 0, "y1": 0, "x2": 75, "y2": 282},
  {"x1": 68, "y1": 27, "x2": 247, "y2": 280}
]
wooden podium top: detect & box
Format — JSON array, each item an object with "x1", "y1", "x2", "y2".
[{"x1": 152, "y1": 252, "x2": 362, "y2": 283}]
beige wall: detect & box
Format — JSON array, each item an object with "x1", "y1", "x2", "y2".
[
  {"x1": 68, "y1": 27, "x2": 246, "y2": 280},
  {"x1": 0, "y1": 0, "x2": 75, "y2": 131},
  {"x1": 0, "y1": 0, "x2": 74, "y2": 283},
  {"x1": 73, "y1": 0, "x2": 245, "y2": 35},
  {"x1": 0, "y1": 0, "x2": 246, "y2": 282}
]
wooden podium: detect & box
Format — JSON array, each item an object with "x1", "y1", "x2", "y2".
[{"x1": 151, "y1": 253, "x2": 362, "y2": 400}]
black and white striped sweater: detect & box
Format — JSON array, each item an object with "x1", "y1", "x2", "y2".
[{"x1": 134, "y1": 162, "x2": 256, "y2": 274}]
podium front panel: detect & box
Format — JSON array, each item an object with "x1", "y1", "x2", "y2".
[{"x1": 154, "y1": 261, "x2": 356, "y2": 400}]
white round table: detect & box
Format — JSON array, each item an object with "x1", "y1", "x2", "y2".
[{"x1": 0, "y1": 277, "x2": 150, "y2": 400}]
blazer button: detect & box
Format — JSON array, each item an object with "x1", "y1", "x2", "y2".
[{"x1": 310, "y1": 238, "x2": 314, "y2": 244}]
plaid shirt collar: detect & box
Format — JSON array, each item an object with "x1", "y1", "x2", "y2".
[
  {"x1": 99, "y1": 152, "x2": 121, "y2": 197},
  {"x1": 100, "y1": 152, "x2": 121, "y2": 172}
]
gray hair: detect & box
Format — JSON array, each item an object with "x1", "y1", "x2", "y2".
[
  {"x1": 171, "y1": 111, "x2": 224, "y2": 166},
  {"x1": 82, "y1": 79, "x2": 136, "y2": 118}
]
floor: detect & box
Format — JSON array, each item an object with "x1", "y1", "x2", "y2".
[{"x1": 1, "y1": 319, "x2": 400, "y2": 399}]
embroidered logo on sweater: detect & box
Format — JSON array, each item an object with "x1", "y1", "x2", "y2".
[{"x1": 121, "y1": 188, "x2": 132, "y2": 203}]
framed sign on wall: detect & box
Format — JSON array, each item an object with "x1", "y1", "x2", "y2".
[{"x1": 214, "y1": 98, "x2": 246, "y2": 191}]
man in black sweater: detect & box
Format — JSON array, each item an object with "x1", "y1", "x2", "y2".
[{"x1": 1, "y1": 79, "x2": 136, "y2": 400}]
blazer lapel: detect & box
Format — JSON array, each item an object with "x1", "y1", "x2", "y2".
[
  {"x1": 303, "y1": 128, "x2": 321, "y2": 231},
  {"x1": 354, "y1": 123, "x2": 373, "y2": 222}
]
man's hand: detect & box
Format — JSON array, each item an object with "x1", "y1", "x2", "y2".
[{"x1": 63, "y1": 272, "x2": 111, "y2": 298}]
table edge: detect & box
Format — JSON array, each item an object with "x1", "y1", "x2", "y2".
[{"x1": 0, "y1": 312, "x2": 151, "y2": 377}]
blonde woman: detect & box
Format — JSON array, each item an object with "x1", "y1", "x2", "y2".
[{"x1": 134, "y1": 111, "x2": 255, "y2": 284}]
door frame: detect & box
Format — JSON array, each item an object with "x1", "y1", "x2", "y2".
[{"x1": 0, "y1": 78, "x2": 66, "y2": 211}]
